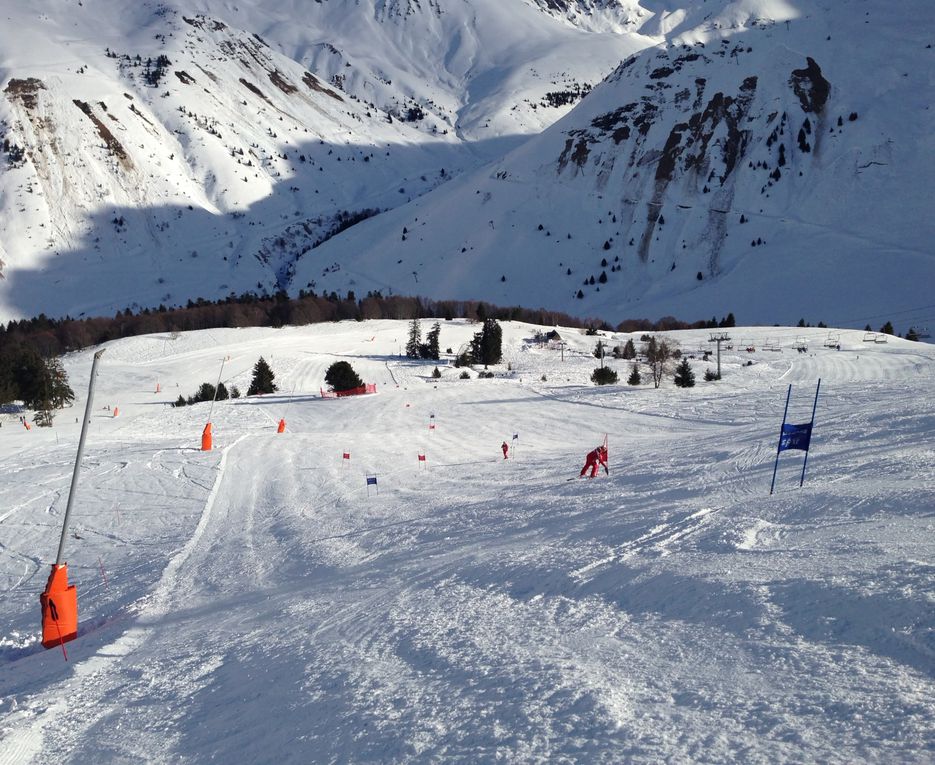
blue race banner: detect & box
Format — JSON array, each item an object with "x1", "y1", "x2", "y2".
[
  {"x1": 779, "y1": 422, "x2": 812, "y2": 452},
  {"x1": 366, "y1": 476, "x2": 377, "y2": 486}
]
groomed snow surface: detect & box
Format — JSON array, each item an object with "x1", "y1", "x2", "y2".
[{"x1": 1, "y1": 320, "x2": 933, "y2": 763}]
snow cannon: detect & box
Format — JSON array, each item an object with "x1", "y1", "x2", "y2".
[
  {"x1": 201, "y1": 422, "x2": 212, "y2": 451},
  {"x1": 40, "y1": 563, "x2": 78, "y2": 650},
  {"x1": 277, "y1": 419, "x2": 286, "y2": 433}
]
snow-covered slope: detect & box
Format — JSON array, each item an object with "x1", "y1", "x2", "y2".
[
  {"x1": 1, "y1": 320, "x2": 933, "y2": 761},
  {"x1": 303, "y1": 0, "x2": 935, "y2": 328},
  {"x1": 0, "y1": 0, "x2": 933, "y2": 331},
  {"x1": 0, "y1": 0, "x2": 648, "y2": 320}
]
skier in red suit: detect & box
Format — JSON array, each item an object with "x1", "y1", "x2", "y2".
[
  {"x1": 580, "y1": 445, "x2": 608, "y2": 478},
  {"x1": 502, "y1": 441, "x2": 509, "y2": 459}
]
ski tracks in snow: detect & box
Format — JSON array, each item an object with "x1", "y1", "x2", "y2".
[
  {"x1": 572, "y1": 505, "x2": 721, "y2": 581},
  {"x1": 0, "y1": 435, "x2": 246, "y2": 765}
]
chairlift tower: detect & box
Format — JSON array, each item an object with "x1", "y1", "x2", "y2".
[{"x1": 709, "y1": 332, "x2": 731, "y2": 378}]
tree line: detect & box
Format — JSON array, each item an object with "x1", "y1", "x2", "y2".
[{"x1": 0, "y1": 290, "x2": 729, "y2": 363}]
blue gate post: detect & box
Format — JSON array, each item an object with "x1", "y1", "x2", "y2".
[
  {"x1": 799, "y1": 378, "x2": 821, "y2": 487},
  {"x1": 770, "y1": 384, "x2": 792, "y2": 495}
]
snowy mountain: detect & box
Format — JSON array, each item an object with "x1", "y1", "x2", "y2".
[
  {"x1": 0, "y1": 0, "x2": 933, "y2": 331},
  {"x1": 302, "y1": 0, "x2": 935, "y2": 328},
  {"x1": 1, "y1": 320, "x2": 934, "y2": 761}
]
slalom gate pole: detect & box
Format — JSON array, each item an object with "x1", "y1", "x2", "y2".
[
  {"x1": 770, "y1": 384, "x2": 792, "y2": 495},
  {"x1": 55, "y1": 349, "x2": 104, "y2": 566},
  {"x1": 799, "y1": 378, "x2": 821, "y2": 488}
]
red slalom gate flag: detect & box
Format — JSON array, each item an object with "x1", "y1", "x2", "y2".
[
  {"x1": 342, "y1": 452, "x2": 350, "y2": 460},
  {"x1": 418, "y1": 454, "x2": 426, "y2": 462}
]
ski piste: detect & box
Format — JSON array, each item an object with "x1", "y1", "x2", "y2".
[{"x1": 1, "y1": 321, "x2": 933, "y2": 764}]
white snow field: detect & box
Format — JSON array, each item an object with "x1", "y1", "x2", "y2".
[{"x1": 0, "y1": 320, "x2": 933, "y2": 763}]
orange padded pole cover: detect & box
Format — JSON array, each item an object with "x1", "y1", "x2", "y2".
[
  {"x1": 277, "y1": 419, "x2": 286, "y2": 433},
  {"x1": 40, "y1": 563, "x2": 78, "y2": 649},
  {"x1": 201, "y1": 422, "x2": 212, "y2": 451}
]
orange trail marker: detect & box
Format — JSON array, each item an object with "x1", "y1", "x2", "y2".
[
  {"x1": 277, "y1": 418, "x2": 286, "y2": 433},
  {"x1": 202, "y1": 422, "x2": 213, "y2": 451}
]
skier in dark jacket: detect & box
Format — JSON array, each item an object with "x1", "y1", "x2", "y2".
[{"x1": 580, "y1": 445, "x2": 608, "y2": 478}]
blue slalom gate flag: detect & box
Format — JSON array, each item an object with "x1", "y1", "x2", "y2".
[
  {"x1": 770, "y1": 379, "x2": 821, "y2": 494},
  {"x1": 512, "y1": 433, "x2": 518, "y2": 440},
  {"x1": 779, "y1": 422, "x2": 812, "y2": 452},
  {"x1": 366, "y1": 476, "x2": 377, "y2": 486}
]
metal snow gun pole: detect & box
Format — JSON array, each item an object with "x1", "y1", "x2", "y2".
[
  {"x1": 202, "y1": 356, "x2": 228, "y2": 451},
  {"x1": 40, "y1": 348, "x2": 105, "y2": 654}
]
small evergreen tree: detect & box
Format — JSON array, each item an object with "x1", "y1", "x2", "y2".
[
  {"x1": 196, "y1": 382, "x2": 216, "y2": 403},
  {"x1": 905, "y1": 327, "x2": 919, "y2": 341},
  {"x1": 174, "y1": 394, "x2": 187, "y2": 407},
  {"x1": 325, "y1": 361, "x2": 363, "y2": 391},
  {"x1": 248, "y1": 357, "x2": 278, "y2": 396},
  {"x1": 34, "y1": 409, "x2": 55, "y2": 428},
  {"x1": 627, "y1": 363, "x2": 641, "y2": 385},
  {"x1": 15, "y1": 352, "x2": 75, "y2": 411},
  {"x1": 673, "y1": 358, "x2": 696, "y2": 388},
  {"x1": 880, "y1": 320, "x2": 894, "y2": 335},
  {"x1": 43, "y1": 357, "x2": 75, "y2": 410},
  {"x1": 406, "y1": 318, "x2": 422, "y2": 358},
  {"x1": 704, "y1": 368, "x2": 720, "y2": 382},
  {"x1": 622, "y1": 338, "x2": 636, "y2": 359},
  {"x1": 591, "y1": 366, "x2": 618, "y2": 385},
  {"x1": 470, "y1": 318, "x2": 502, "y2": 366},
  {"x1": 422, "y1": 322, "x2": 441, "y2": 360},
  {"x1": 431, "y1": 366, "x2": 441, "y2": 378},
  {"x1": 593, "y1": 340, "x2": 606, "y2": 359}
]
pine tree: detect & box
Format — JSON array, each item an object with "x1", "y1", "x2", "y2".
[
  {"x1": 627, "y1": 363, "x2": 642, "y2": 385},
  {"x1": 471, "y1": 318, "x2": 502, "y2": 367},
  {"x1": 325, "y1": 361, "x2": 363, "y2": 391},
  {"x1": 673, "y1": 357, "x2": 696, "y2": 388},
  {"x1": 622, "y1": 338, "x2": 636, "y2": 359},
  {"x1": 422, "y1": 322, "x2": 441, "y2": 360},
  {"x1": 880, "y1": 320, "x2": 894, "y2": 335},
  {"x1": 248, "y1": 357, "x2": 278, "y2": 396},
  {"x1": 591, "y1": 366, "x2": 618, "y2": 385},
  {"x1": 43, "y1": 357, "x2": 75, "y2": 410},
  {"x1": 406, "y1": 318, "x2": 422, "y2": 358}
]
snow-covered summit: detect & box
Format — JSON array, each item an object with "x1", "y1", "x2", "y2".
[{"x1": 0, "y1": 0, "x2": 932, "y2": 332}]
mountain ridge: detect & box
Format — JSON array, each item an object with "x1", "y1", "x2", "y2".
[{"x1": 0, "y1": 0, "x2": 932, "y2": 332}]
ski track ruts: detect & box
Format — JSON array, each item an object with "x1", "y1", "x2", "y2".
[
  {"x1": 0, "y1": 435, "x2": 246, "y2": 765},
  {"x1": 571, "y1": 506, "x2": 720, "y2": 581}
]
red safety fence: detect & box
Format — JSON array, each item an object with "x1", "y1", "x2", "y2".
[{"x1": 320, "y1": 383, "x2": 377, "y2": 399}]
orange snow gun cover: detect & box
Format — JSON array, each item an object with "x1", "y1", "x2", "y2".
[{"x1": 40, "y1": 563, "x2": 78, "y2": 649}]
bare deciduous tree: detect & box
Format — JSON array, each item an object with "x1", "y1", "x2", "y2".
[{"x1": 644, "y1": 336, "x2": 673, "y2": 388}]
